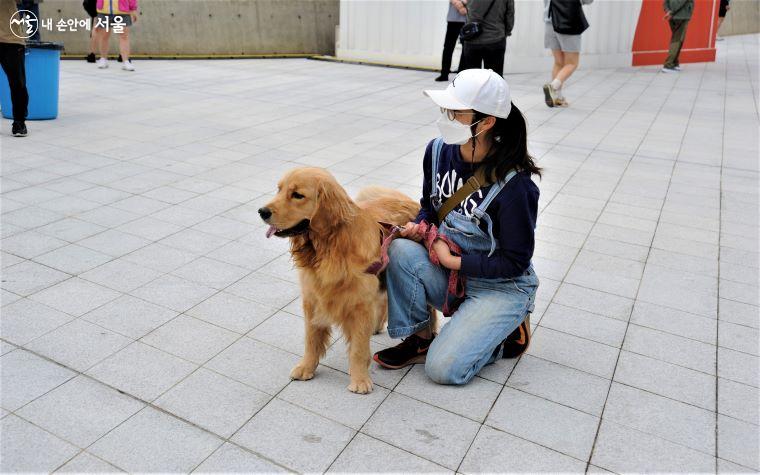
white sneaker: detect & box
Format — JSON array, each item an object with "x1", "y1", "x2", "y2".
[
  {"x1": 97, "y1": 58, "x2": 108, "y2": 69},
  {"x1": 122, "y1": 61, "x2": 135, "y2": 72},
  {"x1": 661, "y1": 66, "x2": 678, "y2": 73}
]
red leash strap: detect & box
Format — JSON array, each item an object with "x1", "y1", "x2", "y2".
[
  {"x1": 365, "y1": 222, "x2": 404, "y2": 275},
  {"x1": 365, "y1": 220, "x2": 466, "y2": 317},
  {"x1": 418, "y1": 221, "x2": 466, "y2": 317}
]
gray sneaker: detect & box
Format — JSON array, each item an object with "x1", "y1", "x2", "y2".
[{"x1": 542, "y1": 83, "x2": 557, "y2": 108}]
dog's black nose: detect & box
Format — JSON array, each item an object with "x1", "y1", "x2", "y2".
[{"x1": 258, "y1": 207, "x2": 272, "y2": 221}]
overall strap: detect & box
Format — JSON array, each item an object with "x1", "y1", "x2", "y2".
[
  {"x1": 430, "y1": 137, "x2": 445, "y2": 209},
  {"x1": 471, "y1": 169, "x2": 519, "y2": 258},
  {"x1": 471, "y1": 169, "x2": 519, "y2": 220}
]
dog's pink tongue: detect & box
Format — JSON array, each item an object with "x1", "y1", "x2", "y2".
[{"x1": 265, "y1": 225, "x2": 277, "y2": 238}]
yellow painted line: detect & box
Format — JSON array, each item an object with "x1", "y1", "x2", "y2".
[
  {"x1": 309, "y1": 55, "x2": 439, "y2": 72},
  {"x1": 61, "y1": 53, "x2": 317, "y2": 59},
  {"x1": 59, "y1": 53, "x2": 441, "y2": 73}
]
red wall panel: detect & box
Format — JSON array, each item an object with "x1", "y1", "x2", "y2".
[{"x1": 632, "y1": 0, "x2": 719, "y2": 66}]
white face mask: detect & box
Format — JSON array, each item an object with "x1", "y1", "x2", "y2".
[{"x1": 436, "y1": 112, "x2": 483, "y2": 145}]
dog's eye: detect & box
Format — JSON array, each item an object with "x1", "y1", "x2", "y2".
[{"x1": 291, "y1": 192, "x2": 305, "y2": 200}]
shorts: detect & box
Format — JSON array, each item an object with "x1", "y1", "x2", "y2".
[
  {"x1": 719, "y1": 0, "x2": 729, "y2": 17},
  {"x1": 544, "y1": 22, "x2": 581, "y2": 53},
  {"x1": 96, "y1": 13, "x2": 133, "y2": 29}
]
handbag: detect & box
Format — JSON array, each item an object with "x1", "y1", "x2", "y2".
[
  {"x1": 549, "y1": 0, "x2": 589, "y2": 35},
  {"x1": 459, "y1": 0, "x2": 497, "y2": 41}
]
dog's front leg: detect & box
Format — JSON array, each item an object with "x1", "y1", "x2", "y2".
[
  {"x1": 290, "y1": 302, "x2": 331, "y2": 381},
  {"x1": 342, "y1": 308, "x2": 374, "y2": 394}
]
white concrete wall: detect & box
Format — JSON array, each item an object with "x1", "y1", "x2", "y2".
[{"x1": 337, "y1": 0, "x2": 643, "y2": 73}]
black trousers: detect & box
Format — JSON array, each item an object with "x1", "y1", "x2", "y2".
[
  {"x1": 664, "y1": 19, "x2": 689, "y2": 69},
  {"x1": 460, "y1": 39, "x2": 507, "y2": 77},
  {"x1": 0, "y1": 43, "x2": 28, "y2": 122},
  {"x1": 441, "y1": 21, "x2": 464, "y2": 75}
]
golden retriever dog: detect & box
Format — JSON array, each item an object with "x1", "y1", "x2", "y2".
[{"x1": 258, "y1": 167, "x2": 419, "y2": 393}]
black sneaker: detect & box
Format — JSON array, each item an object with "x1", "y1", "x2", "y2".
[
  {"x1": 374, "y1": 334, "x2": 434, "y2": 369},
  {"x1": 434, "y1": 74, "x2": 449, "y2": 82},
  {"x1": 12, "y1": 122, "x2": 27, "y2": 137},
  {"x1": 86, "y1": 52, "x2": 96, "y2": 63},
  {"x1": 117, "y1": 54, "x2": 123, "y2": 63},
  {"x1": 501, "y1": 315, "x2": 531, "y2": 358}
]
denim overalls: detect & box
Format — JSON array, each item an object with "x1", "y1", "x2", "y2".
[{"x1": 384, "y1": 137, "x2": 539, "y2": 385}]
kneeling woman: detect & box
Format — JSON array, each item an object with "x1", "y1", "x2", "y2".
[{"x1": 373, "y1": 69, "x2": 541, "y2": 385}]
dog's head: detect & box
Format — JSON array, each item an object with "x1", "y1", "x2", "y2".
[{"x1": 258, "y1": 167, "x2": 355, "y2": 238}]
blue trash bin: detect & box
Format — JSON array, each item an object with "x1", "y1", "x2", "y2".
[{"x1": 0, "y1": 41, "x2": 63, "y2": 120}]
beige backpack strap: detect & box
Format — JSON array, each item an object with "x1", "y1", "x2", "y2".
[{"x1": 436, "y1": 168, "x2": 490, "y2": 223}]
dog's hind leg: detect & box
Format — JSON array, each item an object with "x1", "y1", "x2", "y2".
[{"x1": 374, "y1": 294, "x2": 388, "y2": 335}]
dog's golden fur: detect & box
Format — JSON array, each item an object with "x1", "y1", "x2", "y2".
[{"x1": 261, "y1": 168, "x2": 419, "y2": 393}]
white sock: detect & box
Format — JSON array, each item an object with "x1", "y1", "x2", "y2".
[{"x1": 550, "y1": 78, "x2": 562, "y2": 90}]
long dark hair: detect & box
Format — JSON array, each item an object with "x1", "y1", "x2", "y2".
[{"x1": 470, "y1": 103, "x2": 542, "y2": 181}]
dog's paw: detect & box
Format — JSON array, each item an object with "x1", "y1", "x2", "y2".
[
  {"x1": 290, "y1": 363, "x2": 315, "y2": 381},
  {"x1": 347, "y1": 377, "x2": 373, "y2": 394}
]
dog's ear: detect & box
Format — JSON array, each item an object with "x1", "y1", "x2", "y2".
[{"x1": 311, "y1": 176, "x2": 355, "y2": 232}]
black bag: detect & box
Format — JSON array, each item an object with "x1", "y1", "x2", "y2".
[
  {"x1": 459, "y1": 0, "x2": 497, "y2": 41},
  {"x1": 83, "y1": 0, "x2": 97, "y2": 18},
  {"x1": 549, "y1": 0, "x2": 589, "y2": 35}
]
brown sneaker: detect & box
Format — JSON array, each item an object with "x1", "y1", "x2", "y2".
[
  {"x1": 373, "y1": 334, "x2": 434, "y2": 369},
  {"x1": 501, "y1": 315, "x2": 531, "y2": 359}
]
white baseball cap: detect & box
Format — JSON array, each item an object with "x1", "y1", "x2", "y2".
[{"x1": 424, "y1": 69, "x2": 511, "y2": 119}]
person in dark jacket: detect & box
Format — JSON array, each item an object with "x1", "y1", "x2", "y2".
[
  {"x1": 542, "y1": 0, "x2": 593, "y2": 108},
  {"x1": 373, "y1": 69, "x2": 541, "y2": 385},
  {"x1": 436, "y1": 0, "x2": 467, "y2": 82},
  {"x1": 459, "y1": 0, "x2": 514, "y2": 77},
  {"x1": 662, "y1": 0, "x2": 694, "y2": 72}
]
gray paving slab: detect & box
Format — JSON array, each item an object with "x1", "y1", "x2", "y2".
[{"x1": 2, "y1": 35, "x2": 758, "y2": 472}]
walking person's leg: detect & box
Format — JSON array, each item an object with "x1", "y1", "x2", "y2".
[
  {"x1": 87, "y1": 18, "x2": 98, "y2": 61},
  {"x1": 552, "y1": 49, "x2": 564, "y2": 83},
  {"x1": 96, "y1": 26, "x2": 111, "y2": 68},
  {"x1": 482, "y1": 42, "x2": 506, "y2": 77},
  {"x1": 543, "y1": 23, "x2": 568, "y2": 107},
  {"x1": 460, "y1": 42, "x2": 484, "y2": 71},
  {"x1": 118, "y1": 26, "x2": 133, "y2": 70},
  {"x1": 437, "y1": 21, "x2": 462, "y2": 81},
  {"x1": 0, "y1": 43, "x2": 29, "y2": 136},
  {"x1": 664, "y1": 19, "x2": 683, "y2": 69},
  {"x1": 672, "y1": 20, "x2": 689, "y2": 67},
  {"x1": 553, "y1": 51, "x2": 578, "y2": 106}
]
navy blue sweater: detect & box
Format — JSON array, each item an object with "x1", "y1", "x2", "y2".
[{"x1": 414, "y1": 140, "x2": 539, "y2": 279}]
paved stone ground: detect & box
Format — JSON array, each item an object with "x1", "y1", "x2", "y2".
[{"x1": 1, "y1": 34, "x2": 758, "y2": 474}]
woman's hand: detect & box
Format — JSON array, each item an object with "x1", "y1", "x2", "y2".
[
  {"x1": 399, "y1": 221, "x2": 422, "y2": 242},
  {"x1": 130, "y1": 12, "x2": 138, "y2": 23},
  {"x1": 432, "y1": 239, "x2": 462, "y2": 270}
]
